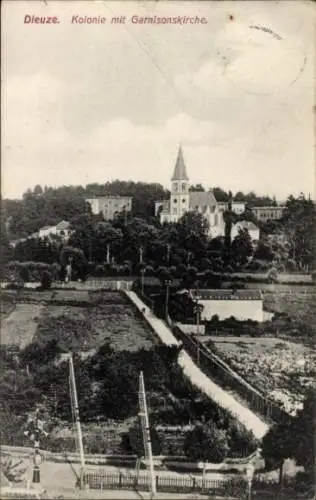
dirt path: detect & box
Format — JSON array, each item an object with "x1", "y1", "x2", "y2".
[
  {"x1": 1, "y1": 303, "x2": 43, "y2": 347},
  {"x1": 125, "y1": 292, "x2": 269, "y2": 440}
]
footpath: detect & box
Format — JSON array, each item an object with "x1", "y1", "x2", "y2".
[{"x1": 125, "y1": 291, "x2": 269, "y2": 440}]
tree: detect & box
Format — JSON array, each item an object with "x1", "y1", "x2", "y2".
[
  {"x1": 95, "y1": 221, "x2": 123, "y2": 264},
  {"x1": 60, "y1": 246, "x2": 88, "y2": 280},
  {"x1": 189, "y1": 184, "x2": 205, "y2": 192},
  {"x1": 261, "y1": 422, "x2": 294, "y2": 484},
  {"x1": 41, "y1": 270, "x2": 52, "y2": 289},
  {"x1": 231, "y1": 228, "x2": 253, "y2": 267},
  {"x1": 282, "y1": 195, "x2": 316, "y2": 270},
  {"x1": 290, "y1": 387, "x2": 315, "y2": 480},
  {"x1": 184, "y1": 422, "x2": 230, "y2": 473},
  {"x1": 128, "y1": 419, "x2": 162, "y2": 458}
]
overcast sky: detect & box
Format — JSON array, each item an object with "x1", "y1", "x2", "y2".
[{"x1": 2, "y1": 0, "x2": 315, "y2": 200}]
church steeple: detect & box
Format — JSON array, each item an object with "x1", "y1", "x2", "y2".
[{"x1": 171, "y1": 145, "x2": 189, "y2": 181}]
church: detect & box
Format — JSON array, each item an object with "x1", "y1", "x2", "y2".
[{"x1": 155, "y1": 146, "x2": 259, "y2": 241}]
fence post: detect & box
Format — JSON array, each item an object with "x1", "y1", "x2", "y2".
[{"x1": 119, "y1": 473, "x2": 122, "y2": 488}]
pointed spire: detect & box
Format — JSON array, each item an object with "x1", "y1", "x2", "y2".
[{"x1": 171, "y1": 145, "x2": 189, "y2": 181}]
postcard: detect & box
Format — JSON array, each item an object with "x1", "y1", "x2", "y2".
[{"x1": 1, "y1": 1, "x2": 315, "y2": 499}]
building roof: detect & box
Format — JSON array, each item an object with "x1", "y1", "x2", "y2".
[
  {"x1": 56, "y1": 220, "x2": 70, "y2": 230},
  {"x1": 191, "y1": 289, "x2": 262, "y2": 300},
  {"x1": 86, "y1": 195, "x2": 132, "y2": 200},
  {"x1": 234, "y1": 220, "x2": 259, "y2": 231},
  {"x1": 251, "y1": 205, "x2": 285, "y2": 211},
  {"x1": 189, "y1": 190, "x2": 217, "y2": 210},
  {"x1": 39, "y1": 225, "x2": 53, "y2": 231},
  {"x1": 171, "y1": 146, "x2": 189, "y2": 181}
]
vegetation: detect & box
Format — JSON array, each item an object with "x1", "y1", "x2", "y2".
[
  {"x1": 2, "y1": 187, "x2": 315, "y2": 279},
  {"x1": 206, "y1": 337, "x2": 315, "y2": 414},
  {"x1": 262, "y1": 387, "x2": 315, "y2": 484}
]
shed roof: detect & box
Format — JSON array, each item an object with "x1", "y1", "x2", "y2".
[{"x1": 191, "y1": 289, "x2": 262, "y2": 300}]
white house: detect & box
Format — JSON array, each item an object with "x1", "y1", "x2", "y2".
[
  {"x1": 190, "y1": 289, "x2": 264, "y2": 322},
  {"x1": 231, "y1": 221, "x2": 260, "y2": 243},
  {"x1": 38, "y1": 220, "x2": 72, "y2": 240}
]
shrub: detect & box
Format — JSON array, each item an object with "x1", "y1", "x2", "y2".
[
  {"x1": 41, "y1": 270, "x2": 53, "y2": 289},
  {"x1": 19, "y1": 266, "x2": 31, "y2": 282}
]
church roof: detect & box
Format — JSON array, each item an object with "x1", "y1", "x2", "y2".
[
  {"x1": 189, "y1": 190, "x2": 217, "y2": 210},
  {"x1": 171, "y1": 146, "x2": 189, "y2": 181}
]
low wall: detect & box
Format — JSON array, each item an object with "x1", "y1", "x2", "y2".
[{"x1": 178, "y1": 324, "x2": 206, "y2": 335}]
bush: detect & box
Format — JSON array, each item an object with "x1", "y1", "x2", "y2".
[
  {"x1": 41, "y1": 270, "x2": 53, "y2": 289},
  {"x1": 19, "y1": 266, "x2": 31, "y2": 282}
]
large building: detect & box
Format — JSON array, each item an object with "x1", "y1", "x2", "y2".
[
  {"x1": 250, "y1": 205, "x2": 285, "y2": 222},
  {"x1": 156, "y1": 146, "x2": 258, "y2": 240},
  {"x1": 86, "y1": 196, "x2": 132, "y2": 220},
  {"x1": 190, "y1": 289, "x2": 264, "y2": 322}
]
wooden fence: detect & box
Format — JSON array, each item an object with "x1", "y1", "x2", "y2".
[
  {"x1": 172, "y1": 325, "x2": 293, "y2": 426},
  {"x1": 51, "y1": 280, "x2": 133, "y2": 291},
  {"x1": 84, "y1": 470, "x2": 246, "y2": 496}
]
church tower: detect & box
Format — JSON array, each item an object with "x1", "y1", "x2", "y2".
[{"x1": 170, "y1": 145, "x2": 190, "y2": 222}]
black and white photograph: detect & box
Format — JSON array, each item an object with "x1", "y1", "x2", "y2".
[{"x1": 1, "y1": 0, "x2": 315, "y2": 499}]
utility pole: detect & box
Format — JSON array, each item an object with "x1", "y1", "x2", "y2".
[
  {"x1": 69, "y1": 354, "x2": 85, "y2": 489},
  {"x1": 138, "y1": 371, "x2": 156, "y2": 497}
]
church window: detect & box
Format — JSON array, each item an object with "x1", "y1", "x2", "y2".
[
  {"x1": 173, "y1": 208, "x2": 177, "y2": 214},
  {"x1": 173, "y1": 198, "x2": 177, "y2": 203},
  {"x1": 173, "y1": 183, "x2": 178, "y2": 192},
  {"x1": 182, "y1": 183, "x2": 186, "y2": 191},
  {"x1": 214, "y1": 214, "x2": 218, "y2": 225},
  {"x1": 182, "y1": 199, "x2": 186, "y2": 203}
]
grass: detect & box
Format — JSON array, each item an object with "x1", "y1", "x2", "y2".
[
  {"x1": 1, "y1": 290, "x2": 158, "y2": 352},
  {"x1": 1, "y1": 303, "x2": 44, "y2": 348},
  {"x1": 263, "y1": 291, "x2": 315, "y2": 325}
]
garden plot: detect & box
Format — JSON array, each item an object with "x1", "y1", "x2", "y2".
[
  {"x1": 1, "y1": 303, "x2": 44, "y2": 347},
  {"x1": 207, "y1": 337, "x2": 315, "y2": 415},
  {"x1": 32, "y1": 291, "x2": 157, "y2": 352}
]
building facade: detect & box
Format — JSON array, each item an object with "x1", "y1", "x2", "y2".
[
  {"x1": 38, "y1": 220, "x2": 72, "y2": 240},
  {"x1": 157, "y1": 146, "x2": 259, "y2": 240},
  {"x1": 86, "y1": 196, "x2": 132, "y2": 220},
  {"x1": 250, "y1": 206, "x2": 285, "y2": 222},
  {"x1": 231, "y1": 220, "x2": 260, "y2": 243},
  {"x1": 190, "y1": 289, "x2": 264, "y2": 322}
]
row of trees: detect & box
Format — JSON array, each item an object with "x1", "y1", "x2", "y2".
[
  {"x1": 3, "y1": 182, "x2": 280, "y2": 241},
  {"x1": 2, "y1": 192, "x2": 315, "y2": 276}
]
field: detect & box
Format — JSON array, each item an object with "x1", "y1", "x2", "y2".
[
  {"x1": 0, "y1": 290, "x2": 158, "y2": 352},
  {"x1": 206, "y1": 336, "x2": 315, "y2": 415},
  {"x1": 263, "y1": 290, "x2": 315, "y2": 325}
]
